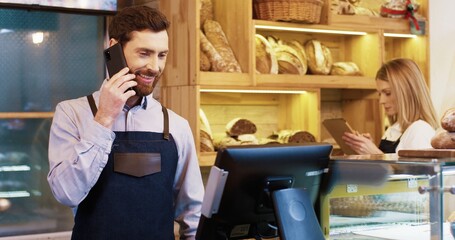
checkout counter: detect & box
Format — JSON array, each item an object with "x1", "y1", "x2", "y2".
[{"x1": 323, "y1": 151, "x2": 455, "y2": 240}]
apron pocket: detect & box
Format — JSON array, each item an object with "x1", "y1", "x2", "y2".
[{"x1": 114, "y1": 153, "x2": 161, "y2": 177}]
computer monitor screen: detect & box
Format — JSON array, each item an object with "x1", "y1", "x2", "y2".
[{"x1": 196, "y1": 143, "x2": 332, "y2": 240}]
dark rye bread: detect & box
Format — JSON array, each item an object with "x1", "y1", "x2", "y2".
[
  {"x1": 441, "y1": 108, "x2": 455, "y2": 132},
  {"x1": 225, "y1": 118, "x2": 257, "y2": 137},
  {"x1": 272, "y1": 130, "x2": 316, "y2": 144}
]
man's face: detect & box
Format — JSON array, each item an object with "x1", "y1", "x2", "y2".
[{"x1": 122, "y1": 30, "x2": 169, "y2": 96}]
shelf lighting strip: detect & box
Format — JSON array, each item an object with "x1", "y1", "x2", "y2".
[
  {"x1": 384, "y1": 33, "x2": 417, "y2": 38},
  {"x1": 256, "y1": 25, "x2": 418, "y2": 38},
  {"x1": 255, "y1": 25, "x2": 367, "y2": 36},
  {"x1": 200, "y1": 89, "x2": 307, "y2": 94}
]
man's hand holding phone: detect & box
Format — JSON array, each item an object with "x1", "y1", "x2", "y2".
[
  {"x1": 96, "y1": 67, "x2": 137, "y2": 129},
  {"x1": 94, "y1": 43, "x2": 139, "y2": 129}
]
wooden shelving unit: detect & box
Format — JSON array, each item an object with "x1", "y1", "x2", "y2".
[{"x1": 160, "y1": 0, "x2": 429, "y2": 167}]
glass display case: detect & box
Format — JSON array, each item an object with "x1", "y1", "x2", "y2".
[
  {"x1": 322, "y1": 153, "x2": 455, "y2": 240},
  {"x1": 0, "y1": 7, "x2": 105, "y2": 237}
]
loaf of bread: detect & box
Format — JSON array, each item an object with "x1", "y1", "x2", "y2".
[
  {"x1": 441, "y1": 108, "x2": 455, "y2": 132},
  {"x1": 330, "y1": 62, "x2": 362, "y2": 76},
  {"x1": 200, "y1": 30, "x2": 228, "y2": 72},
  {"x1": 200, "y1": 49, "x2": 211, "y2": 71},
  {"x1": 225, "y1": 118, "x2": 257, "y2": 137},
  {"x1": 203, "y1": 20, "x2": 242, "y2": 72},
  {"x1": 200, "y1": 0, "x2": 214, "y2": 27},
  {"x1": 305, "y1": 40, "x2": 333, "y2": 75},
  {"x1": 274, "y1": 44, "x2": 307, "y2": 75},
  {"x1": 200, "y1": 129, "x2": 215, "y2": 152},
  {"x1": 286, "y1": 40, "x2": 308, "y2": 75},
  {"x1": 266, "y1": 35, "x2": 282, "y2": 48},
  {"x1": 431, "y1": 131, "x2": 455, "y2": 149},
  {"x1": 213, "y1": 134, "x2": 259, "y2": 150},
  {"x1": 274, "y1": 130, "x2": 316, "y2": 143},
  {"x1": 255, "y1": 34, "x2": 278, "y2": 74}
]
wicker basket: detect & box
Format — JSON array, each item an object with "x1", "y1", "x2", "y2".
[{"x1": 253, "y1": 0, "x2": 324, "y2": 23}]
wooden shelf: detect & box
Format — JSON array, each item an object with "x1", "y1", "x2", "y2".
[
  {"x1": 256, "y1": 74, "x2": 376, "y2": 89},
  {"x1": 0, "y1": 112, "x2": 54, "y2": 119}
]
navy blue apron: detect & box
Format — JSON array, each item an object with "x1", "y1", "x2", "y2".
[
  {"x1": 379, "y1": 138, "x2": 400, "y2": 153},
  {"x1": 71, "y1": 95, "x2": 178, "y2": 240}
]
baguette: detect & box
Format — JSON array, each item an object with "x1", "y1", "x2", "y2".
[
  {"x1": 203, "y1": 20, "x2": 242, "y2": 72},
  {"x1": 200, "y1": 30, "x2": 228, "y2": 72},
  {"x1": 200, "y1": 0, "x2": 214, "y2": 27},
  {"x1": 200, "y1": 49, "x2": 211, "y2": 71}
]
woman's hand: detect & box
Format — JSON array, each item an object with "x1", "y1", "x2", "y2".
[
  {"x1": 95, "y1": 67, "x2": 137, "y2": 129},
  {"x1": 342, "y1": 132, "x2": 383, "y2": 155}
]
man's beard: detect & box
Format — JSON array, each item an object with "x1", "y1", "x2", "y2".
[{"x1": 132, "y1": 69, "x2": 161, "y2": 97}]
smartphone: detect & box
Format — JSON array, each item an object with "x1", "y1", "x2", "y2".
[
  {"x1": 322, "y1": 118, "x2": 357, "y2": 155},
  {"x1": 104, "y1": 43, "x2": 128, "y2": 78}
]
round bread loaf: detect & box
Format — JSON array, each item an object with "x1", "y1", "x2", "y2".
[
  {"x1": 431, "y1": 131, "x2": 455, "y2": 149},
  {"x1": 330, "y1": 62, "x2": 362, "y2": 76},
  {"x1": 305, "y1": 40, "x2": 333, "y2": 75},
  {"x1": 274, "y1": 44, "x2": 306, "y2": 75},
  {"x1": 225, "y1": 118, "x2": 257, "y2": 137},
  {"x1": 286, "y1": 40, "x2": 308, "y2": 75},
  {"x1": 255, "y1": 34, "x2": 278, "y2": 74},
  {"x1": 441, "y1": 108, "x2": 455, "y2": 132}
]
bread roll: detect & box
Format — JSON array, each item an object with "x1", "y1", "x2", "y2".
[
  {"x1": 431, "y1": 131, "x2": 455, "y2": 149},
  {"x1": 255, "y1": 34, "x2": 278, "y2": 74},
  {"x1": 330, "y1": 62, "x2": 362, "y2": 76},
  {"x1": 200, "y1": 30, "x2": 228, "y2": 72},
  {"x1": 441, "y1": 108, "x2": 455, "y2": 132},
  {"x1": 226, "y1": 118, "x2": 257, "y2": 137},
  {"x1": 305, "y1": 40, "x2": 333, "y2": 75},
  {"x1": 203, "y1": 20, "x2": 242, "y2": 72}
]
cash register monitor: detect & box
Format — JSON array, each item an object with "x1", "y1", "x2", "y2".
[{"x1": 196, "y1": 143, "x2": 332, "y2": 240}]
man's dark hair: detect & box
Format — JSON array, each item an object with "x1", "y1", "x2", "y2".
[{"x1": 108, "y1": 6, "x2": 170, "y2": 45}]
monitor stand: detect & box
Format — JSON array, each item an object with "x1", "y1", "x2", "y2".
[{"x1": 271, "y1": 187, "x2": 325, "y2": 240}]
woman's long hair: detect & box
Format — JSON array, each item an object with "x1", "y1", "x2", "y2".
[{"x1": 375, "y1": 58, "x2": 439, "y2": 131}]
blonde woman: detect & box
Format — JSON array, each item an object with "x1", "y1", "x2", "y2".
[{"x1": 342, "y1": 58, "x2": 439, "y2": 154}]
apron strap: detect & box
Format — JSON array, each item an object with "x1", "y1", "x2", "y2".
[
  {"x1": 86, "y1": 95, "x2": 170, "y2": 141},
  {"x1": 87, "y1": 94, "x2": 97, "y2": 117},
  {"x1": 162, "y1": 106, "x2": 170, "y2": 141}
]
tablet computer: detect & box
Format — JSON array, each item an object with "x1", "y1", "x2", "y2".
[{"x1": 322, "y1": 118, "x2": 356, "y2": 155}]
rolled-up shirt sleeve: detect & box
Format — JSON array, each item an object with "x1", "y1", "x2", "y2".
[{"x1": 47, "y1": 101, "x2": 115, "y2": 207}]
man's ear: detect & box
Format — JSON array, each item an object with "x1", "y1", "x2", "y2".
[{"x1": 108, "y1": 38, "x2": 119, "y2": 47}]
